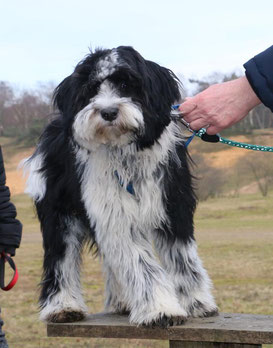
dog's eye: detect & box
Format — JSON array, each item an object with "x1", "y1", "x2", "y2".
[{"x1": 120, "y1": 81, "x2": 127, "y2": 90}]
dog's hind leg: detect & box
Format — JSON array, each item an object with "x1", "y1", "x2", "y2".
[
  {"x1": 39, "y1": 217, "x2": 88, "y2": 323},
  {"x1": 154, "y1": 235, "x2": 218, "y2": 318}
]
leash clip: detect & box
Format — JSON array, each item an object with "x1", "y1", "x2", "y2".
[{"x1": 171, "y1": 105, "x2": 195, "y2": 133}]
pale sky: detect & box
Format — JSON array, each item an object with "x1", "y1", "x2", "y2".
[{"x1": 1, "y1": 0, "x2": 272, "y2": 88}]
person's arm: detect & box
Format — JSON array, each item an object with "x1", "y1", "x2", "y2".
[
  {"x1": 244, "y1": 45, "x2": 273, "y2": 112},
  {"x1": 180, "y1": 45, "x2": 273, "y2": 135},
  {"x1": 0, "y1": 147, "x2": 22, "y2": 257}
]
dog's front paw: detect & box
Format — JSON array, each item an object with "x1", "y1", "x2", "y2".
[
  {"x1": 144, "y1": 314, "x2": 186, "y2": 328},
  {"x1": 198, "y1": 307, "x2": 219, "y2": 318},
  {"x1": 39, "y1": 293, "x2": 88, "y2": 323},
  {"x1": 130, "y1": 306, "x2": 188, "y2": 328},
  {"x1": 45, "y1": 309, "x2": 86, "y2": 323},
  {"x1": 190, "y1": 300, "x2": 219, "y2": 318},
  {"x1": 105, "y1": 301, "x2": 130, "y2": 316}
]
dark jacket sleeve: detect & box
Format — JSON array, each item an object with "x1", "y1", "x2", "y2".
[
  {"x1": 0, "y1": 147, "x2": 22, "y2": 256},
  {"x1": 244, "y1": 45, "x2": 273, "y2": 112}
]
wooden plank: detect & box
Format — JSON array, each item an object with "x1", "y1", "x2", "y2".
[
  {"x1": 169, "y1": 342, "x2": 261, "y2": 348},
  {"x1": 47, "y1": 312, "x2": 273, "y2": 345}
]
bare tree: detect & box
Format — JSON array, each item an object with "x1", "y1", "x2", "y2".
[
  {"x1": 10, "y1": 90, "x2": 52, "y2": 132},
  {"x1": 191, "y1": 153, "x2": 226, "y2": 201},
  {"x1": 0, "y1": 82, "x2": 14, "y2": 133},
  {"x1": 238, "y1": 153, "x2": 273, "y2": 197},
  {"x1": 0, "y1": 81, "x2": 55, "y2": 144}
]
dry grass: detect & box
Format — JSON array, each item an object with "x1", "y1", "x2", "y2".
[{"x1": 1, "y1": 137, "x2": 273, "y2": 347}]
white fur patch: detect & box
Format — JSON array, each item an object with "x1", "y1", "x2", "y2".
[
  {"x1": 97, "y1": 50, "x2": 119, "y2": 80},
  {"x1": 22, "y1": 153, "x2": 46, "y2": 202}
]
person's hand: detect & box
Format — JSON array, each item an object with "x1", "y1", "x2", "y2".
[
  {"x1": 0, "y1": 252, "x2": 11, "y2": 260},
  {"x1": 179, "y1": 76, "x2": 261, "y2": 135}
]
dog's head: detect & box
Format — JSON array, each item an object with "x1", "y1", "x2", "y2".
[{"x1": 54, "y1": 46, "x2": 181, "y2": 150}]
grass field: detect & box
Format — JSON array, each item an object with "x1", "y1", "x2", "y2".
[{"x1": 1, "y1": 138, "x2": 273, "y2": 348}]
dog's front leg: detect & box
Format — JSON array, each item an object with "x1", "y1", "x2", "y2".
[
  {"x1": 99, "y1": 227, "x2": 187, "y2": 327},
  {"x1": 104, "y1": 263, "x2": 130, "y2": 314},
  {"x1": 39, "y1": 217, "x2": 88, "y2": 323}
]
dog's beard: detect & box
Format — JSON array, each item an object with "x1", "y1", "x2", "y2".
[{"x1": 73, "y1": 99, "x2": 144, "y2": 150}]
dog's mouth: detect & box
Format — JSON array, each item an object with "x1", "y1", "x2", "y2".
[
  {"x1": 105, "y1": 122, "x2": 133, "y2": 132},
  {"x1": 92, "y1": 121, "x2": 136, "y2": 145}
]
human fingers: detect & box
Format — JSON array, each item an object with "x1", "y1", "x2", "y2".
[
  {"x1": 188, "y1": 118, "x2": 209, "y2": 131},
  {"x1": 179, "y1": 100, "x2": 197, "y2": 114},
  {"x1": 182, "y1": 111, "x2": 201, "y2": 123},
  {"x1": 205, "y1": 125, "x2": 222, "y2": 135}
]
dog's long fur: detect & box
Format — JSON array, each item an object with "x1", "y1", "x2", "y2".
[{"x1": 24, "y1": 46, "x2": 217, "y2": 326}]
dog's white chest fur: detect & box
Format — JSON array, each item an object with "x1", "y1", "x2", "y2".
[{"x1": 76, "y1": 124, "x2": 178, "y2": 249}]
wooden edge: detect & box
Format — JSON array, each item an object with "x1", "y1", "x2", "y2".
[{"x1": 47, "y1": 312, "x2": 273, "y2": 345}]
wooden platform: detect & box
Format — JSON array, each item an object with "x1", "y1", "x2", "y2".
[{"x1": 47, "y1": 312, "x2": 273, "y2": 347}]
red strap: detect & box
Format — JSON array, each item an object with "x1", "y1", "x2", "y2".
[{"x1": 0, "y1": 252, "x2": 19, "y2": 291}]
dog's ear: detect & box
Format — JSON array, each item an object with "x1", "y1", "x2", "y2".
[
  {"x1": 145, "y1": 61, "x2": 182, "y2": 109},
  {"x1": 135, "y1": 61, "x2": 183, "y2": 149},
  {"x1": 53, "y1": 75, "x2": 74, "y2": 114},
  {"x1": 53, "y1": 73, "x2": 89, "y2": 121}
]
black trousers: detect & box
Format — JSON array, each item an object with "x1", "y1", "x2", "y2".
[{"x1": 0, "y1": 309, "x2": 8, "y2": 348}]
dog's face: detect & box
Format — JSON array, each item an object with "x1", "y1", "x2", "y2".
[{"x1": 54, "y1": 46, "x2": 181, "y2": 150}]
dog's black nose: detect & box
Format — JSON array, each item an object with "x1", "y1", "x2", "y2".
[{"x1": 100, "y1": 107, "x2": 119, "y2": 122}]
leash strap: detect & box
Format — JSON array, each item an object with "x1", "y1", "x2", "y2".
[
  {"x1": 194, "y1": 128, "x2": 273, "y2": 152},
  {"x1": 184, "y1": 132, "x2": 197, "y2": 147},
  {"x1": 219, "y1": 136, "x2": 273, "y2": 152},
  {"x1": 0, "y1": 253, "x2": 19, "y2": 291}
]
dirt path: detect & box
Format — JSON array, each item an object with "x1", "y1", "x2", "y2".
[{"x1": 3, "y1": 147, "x2": 34, "y2": 196}]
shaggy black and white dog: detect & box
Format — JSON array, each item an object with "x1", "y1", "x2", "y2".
[{"x1": 25, "y1": 46, "x2": 218, "y2": 327}]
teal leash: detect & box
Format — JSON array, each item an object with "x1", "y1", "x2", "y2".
[
  {"x1": 195, "y1": 128, "x2": 273, "y2": 152},
  {"x1": 171, "y1": 105, "x2": 273, "y2": 152}
]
